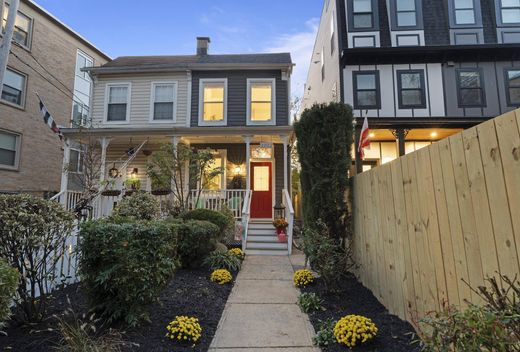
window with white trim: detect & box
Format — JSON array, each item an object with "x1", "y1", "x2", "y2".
[
  {"x1": 199, "y1": 79, "x2": 226, "y2": 125},
  {"x1": 505, "y1": 69, "x2": 520, "y2": 106},
  {"x1": 69, "y1": 149, "x2": 83, "y2": 173},
  {"x1": 152, "y1": 82, "x2": 176, "y2": 121},
  {"x1": 72, "y1": 50, "x2": 93, "y2": 127},
  {"x1": 1, "y1": 68, "x2": 26, "y2": 107},
  {"x1": 0, "y1": 130, "x2": 20, "y2": 169},
  {"x1": 2, "y1": 4, "x2": 33, "y2": 49},
  {"x1": 106, "y1": 84, "x2": 130, "y2": 122},
  {"x1": 248, "y1": 79, "x2": 275, "y2": 125},
  {"x1": 499, "y1": 0, "x2": 520, "y2": 24}
]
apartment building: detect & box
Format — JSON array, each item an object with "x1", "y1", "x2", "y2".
[
  {"x1": 0, "y1": 0, "x2": 109, "y2": 196},
  {"x1": 303, "y1": 0, "x2": 520, "y2": 172}
]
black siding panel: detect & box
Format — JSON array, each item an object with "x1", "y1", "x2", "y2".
[
  {"x1": 338, "y1": 0, "x2": 348, "y2": 50},
  {"x1": 191, "y1": 70, "x2": 289, "y2": 127},
  {"x1": 481, "y1": 0, "x2": 498, "y2": 43},
  {"x1": 423, "y1": 0, "x2": 450, "y2": 45},
  {"x1": 274, "y1": 144, "x2": 284, "y2": 204},
  {"x1": 378, "y1": 0, "x2": 392, "y2": 47}
]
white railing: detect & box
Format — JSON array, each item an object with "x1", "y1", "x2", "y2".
[
  {"x1": 282, "y1": 189, "x2": 295, "y2": 255},
  {"x1": 241, "y1": 190, "x2": 253, "y2": 252},
  {"x1": 51, "y1": 190, "x2": 83, "y2": 211},
  {"x1": 189, "y1": 189, "x2": 247, "y2": 219}
]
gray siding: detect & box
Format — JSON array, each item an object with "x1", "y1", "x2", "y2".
[{"x1": 191, "y1": 70, "x2": 289, "y2": 127}]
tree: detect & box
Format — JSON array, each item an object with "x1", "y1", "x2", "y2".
[{"x1": 294, "y1": 102, "x2": 354, "y2": 240}]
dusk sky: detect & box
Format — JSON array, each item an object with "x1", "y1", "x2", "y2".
[{"x1": 34, "y1": 0, "x2": 323, "y2": 100}]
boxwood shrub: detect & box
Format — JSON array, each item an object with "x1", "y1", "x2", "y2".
[
  {"x1": 78, "y1": 220, "x2": 179, "y2": 327},
  {"x1": 181, "y1": 208, "x2": 232, "y2": 241},
  {"x1": 175, "y1": 220, "x2": 220, "y2": 267}
]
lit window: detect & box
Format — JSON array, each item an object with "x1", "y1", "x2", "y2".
[
  {"x1": 396, "y1": 0, "x2": 417, "y2": 26},
  {"x1": 2, "y1": 4, "x2": 32, "y2": 48},
  {"x1": 251, "y1": 146, "x2": 273, "y2": 159},
  {"x1": 505, "y1": 69, "x2": 520, "y2": 106},
  {"x1": 353, "y1": 71, "x2": 380, "y2": 109},
  {"x1": 457, "y1": 70, "x2": 485, "y2": 106},
  {"x1": 200, "y1": 80, "x2": 226, "y2": 124},
  {"x1": 500, "y1": 0, "x2": 520, "y2": 23},
  {"x1": 0, "y1": 130, "x2": 20, "y2": 169},
  {"x1": 1, "y1": 68, "x2": 26, "y2": 107},
  {"x1": 203, "y1": 156, "x2": 224, "y2": 190},
  {"x1": 69, "y1": 149, "x2": 83, "y2": 173},
  {"x1": 353, "y1": 0, "x2": 374, "y2": 28},
  {"x1": 106, "y1": 84, "x2": 129, "y2": 122},
  {"x1": 152, "y1": 83, "x2": 175, "y2": 121},
  {"x1": 248, "y1": 79, "x2": 274, "y2": 124},
  {"x1": 397, "y1": 70, "x2": 426, "y2": 108},
  {"x1": 454, "y1": 0, "x2": 476, "y2": 24}
]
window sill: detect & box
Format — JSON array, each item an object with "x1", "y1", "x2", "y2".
[
  {"x1": 0, "y1": 100, "x2": 25, "y2": 111},
  {"x1": 0, "y1": 164, "x2": 19, "y2": 172},
  {"x1": 246, "y1": 120, "x2": 276, "y2": 126},
  {"x1": 198, "y1": 120, "x2": 227, "y2": 127}
]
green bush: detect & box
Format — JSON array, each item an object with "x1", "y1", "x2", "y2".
[
  {"x1": 0, "y1": 194, "x2": 74, "y2": 322},
  {"x1": 203, "y1": 252, "x2": 241, "y2": 272},
  {"x1": 79, "y1": 220, "x2": 178, "y2": 327},
  {"x1": 181, "y1": 208, "x2": 233, "y2": 241},
  {"x1": 297, "y1": 292, "x2": 324, "y2": 313},
  {"x1": 313, "y1": 318, "x2": 337, "y2": 347},
  {"x1": 175, "y1": 220, "x2": 220, "y2": 267},
  {"x1": 0, "y1": 259, "x2": 19, "y2": 329},
  {"x1": 113, "y1": 192, "x2": 160, "y2": 220}
]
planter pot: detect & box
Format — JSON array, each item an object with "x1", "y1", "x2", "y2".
[
  {"x1": 277, "y1": 231, "x2": 288, "y2": 243},
  {"x1": 276, "y1": 227, "x2": 288, "y2": 235},
  {"x1": 101, "y1": 190, "x2": 121, "y2": 197},
  {"x1": 151, "y1": 189, "x2": 171, "y2": 196}
]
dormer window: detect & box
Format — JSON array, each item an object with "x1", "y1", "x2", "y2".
[
  {"x1": 199, "y1": 79, "x2": 227, "y2": 126},
  {"x1": 247, "y1": 78, "x2": 276, "y2": 126}
]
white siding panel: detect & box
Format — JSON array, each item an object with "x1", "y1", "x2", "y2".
[
  {"x1": 378, "y1": 65, "x2": 395, "y2": 118},
  {"x1": 426, "y1": 64, "x2": 445, "y2": 117}
]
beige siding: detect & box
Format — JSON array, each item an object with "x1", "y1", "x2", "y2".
[{"x1": 91, "y1": 73, "x2": 190, "y2": 128}]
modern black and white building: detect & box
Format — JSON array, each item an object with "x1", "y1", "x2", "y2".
[{"x1": 303, "y1": 0, "x2": 520, "y2": 172}]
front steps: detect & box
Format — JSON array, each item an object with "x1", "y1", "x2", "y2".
[{"x1": 245, "y1": 221, "x2": 289, "y2": 256}]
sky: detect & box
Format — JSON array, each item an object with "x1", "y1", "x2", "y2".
[{"x1": 34, "y1": 0, "x2": 323, "y2": 100}]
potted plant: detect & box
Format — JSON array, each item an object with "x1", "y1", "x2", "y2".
[
  {"x1": 125, "y1": 178, "x2": 141, "y2": 196},
  {"x1": 150, "y1": 178, "x2": 171, "y2": 196},
  {"x1": 273, "y1": 218, "x2": 288, "y2": 243},
  {"x1": 100, "y1": 180, "x2": 121, "y2": 197}
]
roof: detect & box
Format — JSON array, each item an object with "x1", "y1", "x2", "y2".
[
  {"x1": 27, "y1": 0, "x2": 111, "y2": 61},
  {"x1": 87, "y1": 53, "x2": 294, "y2": 74}
]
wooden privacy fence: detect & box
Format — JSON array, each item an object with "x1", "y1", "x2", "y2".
[{"x1": 352, "y1": 109, "x2": 520, "y2": 324}]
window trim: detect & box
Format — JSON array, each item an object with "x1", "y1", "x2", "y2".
[
  {"x1": 396, "y1": 69, "x2": 427, "y2": 109},
  {"x1": 456, "y1": 68, "x2": 487, "y2": 108},
  {"x1": 396, "y1": 33, "x2": 421, "y2": 46},
  {"x1": 149, "y1": 81, "x2": 178, "y2": 123},
  {"x1": 1, "y1": 66, "x2": 27, "y2": 109},
  {"x1": 448, "y1": 0, "x2": 483, "y2": 28},
  {"x1": 246, "y1": 78, "x2": 276, "y2": 126},
  {"x1": 504, "y1": 68, "x2": 520, "y2": 107},
  {"x1": 348, "y1": 0, "x2": 380, "y2": 32},
  {"x1": 0, "y1": 128, "x2": 21, "y2": 171},
  {"x1": 198, "y1": 78, "x2": 228, "y2": 126},
  {"x1": 352, "y1": 70, "x2": 381, "y2": 110},
  {"x1": 1, "y1": 3, "x2": 34, "y2": 50},
  {"x1": 495, "y1": 0, "x2": 520, "y2": 26},
  {"x1": 104, "y1": 82, "x2": 131, "y2": 124},
  {"x1": 390, "y1": 0, "x2": 424, "y2": 30}
]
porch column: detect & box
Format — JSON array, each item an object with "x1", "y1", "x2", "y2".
[
  {"x1": 280, "y1": 135, "x2": 289, "y2": 191},
  {"x1": 243, "y1": 135, "x2": 252, "y2": 190},
  {"x1": 60, "y1": 138, "x2": 70, "y2": 204},
  {"x1": 396, "y1": 129, "x2": 406, "y2": 157},
  {"x1": 99, "y1": 137, "x2": 111, "y2": 184}
]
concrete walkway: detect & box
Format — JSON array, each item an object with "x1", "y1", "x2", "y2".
[{"x1": 209, "y1": 254, "x2": 319, "y2": 352}]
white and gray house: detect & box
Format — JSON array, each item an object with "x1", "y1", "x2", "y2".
[{"x1": 57, "y1": 38, "x2": 295, "y2": 255}]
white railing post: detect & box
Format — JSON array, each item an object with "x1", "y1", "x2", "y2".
[
  {"x1": 60, "y1": 138, "x2": 71, "y2": 205},
  {"x1": 283, "y1": 189, "x2": 294, "y2": 255}
]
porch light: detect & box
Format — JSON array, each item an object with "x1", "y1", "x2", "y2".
[
  {"x1": 274, "y1": 202, "x2": 286, "y2": 219},
  {"x1": 430, "y1": 131, "x2": 438, "y2": 138},
  {"x1": 109, "y1": 164, "x2": 119, "y2": 178},
  {"x1": 369, "y1": 132, "x2": 375, "y2": 138},
  {"x1": 130, "y1": 168, "x2": 138, "y2": 179},
  {"x1": 234, "y1": 165, "x2": 242, "y2": 175}
]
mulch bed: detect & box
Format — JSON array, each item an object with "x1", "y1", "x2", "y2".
[
  {"x1": 301, "y1": 275, "x2": 422, "y2": 352},
  {"x1": 0, "y1": 267, "x2": 234, "y2": 352}
]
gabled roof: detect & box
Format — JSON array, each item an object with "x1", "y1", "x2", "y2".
[{"x1": 87, "y1": 53, "x2": 293, "y2": 75}]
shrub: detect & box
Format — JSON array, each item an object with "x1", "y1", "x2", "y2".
[
  {"x1": 79, "y1": 220, "x2": 178, "y2": 326},
  {"x1": 166, "y1": 316, "x2": 202, "y2": 344},
  {"x1": 0, "y1": 194, "x2": 74, "y2": 322},
  {"x1": 313, "y1": 318, "x2": 337, "y2": 347},
  {"x1": 0, "y1": 259, "x2": 19, "y2": 329},
  {"x1": 297, "y1": 292, "x2": 324, "y2": 313},
  {"x1": 210, "y1": 269, "x2": 233, "y2": 285},
  {"x1": 214, "y1": 242, "x2": 229, "y2": 254},
  {"x1": 333, "y1": 315, "x2": 378, "y2": 348},
  {"x1": 294, "y1": 102, "x2": 353, "y2": 240},
  {"x1": 181, "y1": 208, "x2": 233, "y2": 241},
  {"x1": 227, "y1": 248, "x2": 245, "y2": 261},
  {"x1": 112, "y1": 192, "x2": 159, "y2": 220},
  {"x1": 203, "y1": 252, "x2": 241, "y2": 272},
  {"x1": 176, "y1": 220, "x2": 220, "y2": 267},
  {"x1": 293, "y1": 269, "x2": 315, "y2": 288}
]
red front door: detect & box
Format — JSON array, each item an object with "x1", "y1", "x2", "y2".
[{"x1": 250, "y1": 161, "x2": 273, "y2": 218}]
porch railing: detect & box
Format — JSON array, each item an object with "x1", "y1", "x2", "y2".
[
  {"x1": 189, "y1": 189, "x2": 247, "y2": 219},
  {"x1": 282, "y1": 189, "x2": 295, "y2": 255},
  {"x1": 241, "y1": 190, "x2": 252, "y2": 252}
]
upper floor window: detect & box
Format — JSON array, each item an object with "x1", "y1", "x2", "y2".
[
  {"x1": 449, "y1": 0, "x2": 483, "y2": 26},
  {"x1": 72, "y1": 50, "x2": 93, "y2": 127},
  {"x1": 247, "y1": 79, "x2": 276, "y2": 126},
  {"x1": 397, "y1": 70, "x2": 426, "y2": 108},
  {"x1": 396, "y1": 0, "x2": 418, "y2": 27},
  {"x1": 1, "y1": 67, "x2": 26, "y2": 107},
  {"x1": 105, "y1": 83, "x2": 130, "y2": 122},
  {"x1": 199, "y1": 79, "x2": 227, "y2": 126},
  {"x1": 353, "y1": 71, "x2": 380, "y2": 109},
  {"x1": 2, "y1": 4, "x2": 33, "y2": 49},
  {"x1": 0, "y1": 129, "x2": 20, "y2": 170},
  {"x1": 151, "y1": 82, "x2": 176, "y2": 121},
  {"x1": 499, "y1": 0, "x2": 520, "y2": 24},
  {"x1": 352, "y1": 0, "x2": 375, "y2": 29},
  {"x1": 505, "y1": 69, "x2": 520, "y2": 106},
  {"x1": 456, "y1": 69, "x2": 486, "y2": 107}
]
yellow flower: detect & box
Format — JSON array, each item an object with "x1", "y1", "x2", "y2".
[
  {"x1": 166, "y1": 316, "x2": 202, "y2": 343},
  {"x1": 333, "y1": 315, "x2": 378, "y2": 347},
  {"x1": 293, "y1": 269, "x2": 315, "y2": 287},
  {"x1": 210, "y1": 269, "x2": 233, "y2": 284},
  {"x1": 227, "y1": 248, "x2": 245, "y2": 260}
]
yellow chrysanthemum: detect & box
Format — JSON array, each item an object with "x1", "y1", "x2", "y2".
[
  {"x1": 166, "y1": 316, "x2": 202, "y2": 343},
  {"x1": 293, "y1": 269, "x2": 315, "y2": 288},
  {"x1": 227, "y1": 248, "x2": 245, "y2": 260},
  {"x1": 210, "y1": 269, "x2": 233, "y2": 284},
  {"x1": 333, "y1": 315, "x2": 378, "y2": 348}
]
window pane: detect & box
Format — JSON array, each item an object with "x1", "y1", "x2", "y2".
[
  {"x1": 0, "y1": 132, "x2": 16, "y2": 150},
  {"x1": 401, "y1": 90, "x2": 423, "y2": 105},
  {"x1": 459, "y1": 71, "x2": 481, "y2": 88},
  {"x1": 204, "y1": 157, "x2": 222, "y2": 190},
  {"x1": 203, "y1": 102, "x2": 224, "y2": 121},
  {"x1": 155, "y1": 85, "x2": 174, "y2": 102},
  {"x1": 0, "y1": 149, "x2": 15, "y2": 166},
  {"x1": 356, "y1": 74, "x2": 376, "y2": 89},
  {"x1": 154, "y1": 102, "x2": 174, "y2": 120},
  {"x1": 2, "y1": 69, "x2": 24, "y2": 105},
  {"x1": 502, "y1": 9, "x2": 520, "y2": 23},
  {"x1": 353, "y1": 36, "x2": 375, "y2": 47},
  {"x1": 2, "y1": 6, "x2": 31, "y2": 46},
  {"x1": 509, "y1": 87, "x2": 520, "y2": 104},
  {"x1": 356, "y1": 91, "x2": 377, "y2": 106},
  {"x1": 251, "y1": 83, "x2": 272, "y2": 102},
  {"x1": 12, "y1": 29, "x2": 28, "y2": 46},
  {"x1": 397, "y1": 0, "x2": 415, "y2": 11},
  {"x1": 253, "y1": 166, "x2": 270, "y2": 191},
  {"x1": 107, "y1": 103, "x2": 127, "y2": 121},
  {"x1": 508, "y1": 70, "x2": 520, "y2": 85},
  {"x1": 460, "y1": 88, "x2": 482, "y2": 105},
  {"x1": 397, "y1": 35, "x2": 420, "y2": 45},
  {"x1": 203, "y1": 84, "x2": 224, "y2": 102},
  {"x1": 353, "y1": 0, "x2": 372, "y2": 12},
  {"x1": 455, "y1": 0, "x2": 474, "y2": 8},
  {"x1": 4, "y1": 69, "x2": 24, "y2": 90},
  {"x1": 70, "y1": 150, "x2": 80, "y2": 173},
  {"x1": 72, "y1": 101, "x2": 89, "y2": 127},
  {"x1": 15, "y1": 12, "x2": 30, "y2": 31},
  {"x1": 109, "y1": 86, "x2": 128, "y2": 103},
  {"x1": 353, "y1": 14, "x2": 372, "y2": 28},
  {"x1": 397, "y1": 12, "x2": 417, "y2": 26},
  {"x1": 502, "y1": 0, "x2": 520, "y2": 7},
  {"x1": 455, "y1": 9, "x2": 476, "y2": 24},
  {"x1": 251, "y1": 102, "x2": 272, "y2": 121},
  {"x1": 401, "y1": 73, "x2": 422, "y2": 89}
]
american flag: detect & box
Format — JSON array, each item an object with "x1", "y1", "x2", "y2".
[
  {"x1": 357, "y1": 115, "x2": 370, "y2": 160},
  {"x1": 38, "y1": 95, "x2": 63, "y2": 141}
]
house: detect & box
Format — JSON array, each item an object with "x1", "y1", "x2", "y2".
[
  {"x1": 0, "y1": 0, "x2": 110, "y2": 196},
  {"x1": 303, "y1": 0, "x2": 520, "y2": 172},
  {"x1": 58, "y1": 37, "x2": 295, "y2": 255}
]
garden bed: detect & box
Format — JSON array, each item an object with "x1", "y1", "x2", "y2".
[
  {"x1": 301, "y1": 275, "x2": 421, "y2": 352},
  {"x1": 0, "y1": 267, "x2": 234, "y2": 352}
]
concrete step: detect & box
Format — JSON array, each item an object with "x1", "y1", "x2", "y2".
[
  {"x1": 249, "y1": 222, "x2": 275, "y2": 229},
  {"x1": 247, "y1": 235, "x2": 279, "y2": 243},
  {"x1": 248, "y1": 229, "x2": 276, "y2": 236},
  {"x1": 245, "y1": 249, "x2": 289, "y2": 256},
  {"x1": 246, "y1": 242, "x2": 288, "y2": 250}
]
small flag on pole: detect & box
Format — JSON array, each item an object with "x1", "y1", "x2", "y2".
[
  {"x1": 357, "y1": 115, "x2": 370, "y2": 160},
  {"x1": 37, "y1": 94, "x2": 63, "y2": 141}
]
